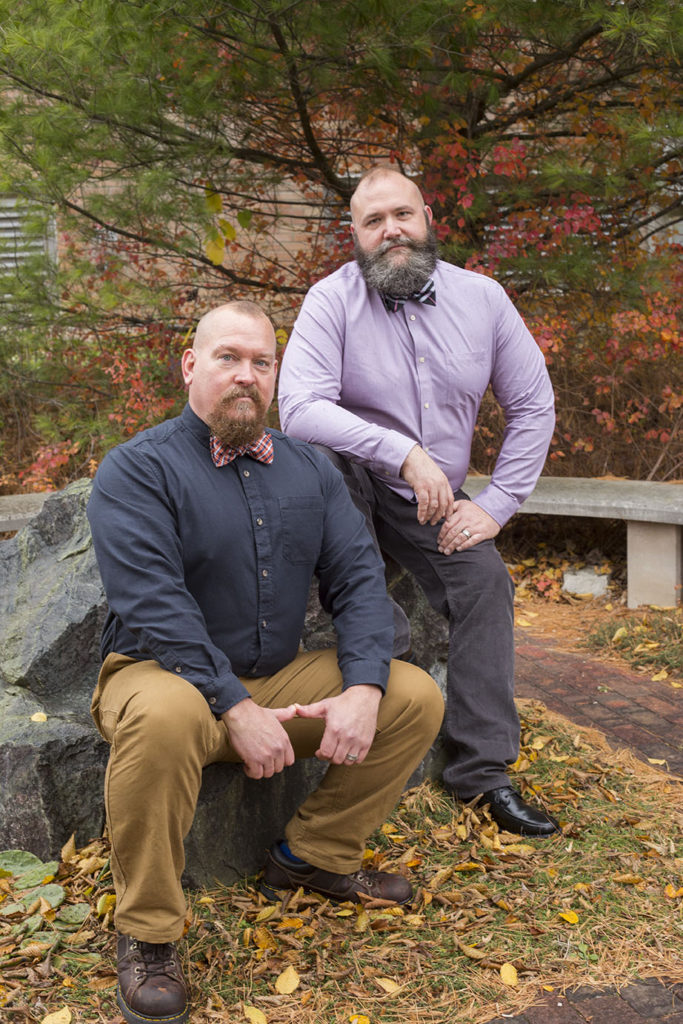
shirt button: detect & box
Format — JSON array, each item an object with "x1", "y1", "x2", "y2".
[
  {"x1": 409, "y1": 314, "x2": 416, "y2": 321},
  {"x1": 262, "y1": 569, "x2": 268, "y2": 577},
  {"x1": 261, "y1": 619, "x2": 267, "y2": 628},
  {"x1": 419, "y1": 356, "x2": 425, "y2": 363},
  {"x1": 424, "y1": 402, "x2": 430, "y2": 409},
  {"x1": 256, "y1": 517, "x2": 263, "y2": 526},
  {"x1": 243, "y1": 469, "x2": 250, "y2": 477},
  {"x1": 174, "y1": 665, "x2": 182, "y2": 673},
  {"x1": 209, "y1": 696, "x2": 217, "y2": 705}
]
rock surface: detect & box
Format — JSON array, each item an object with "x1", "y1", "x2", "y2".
[{"x1": 0, "y1": 480, "x2": 448, "y2": 887}]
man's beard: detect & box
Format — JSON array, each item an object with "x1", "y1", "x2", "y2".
[
  {"x1": 206, "y1": 385, "x2": 269, "y2": 447},
  {"x1": 354, "y1": 225, "x2": 438, "y2": 296}
]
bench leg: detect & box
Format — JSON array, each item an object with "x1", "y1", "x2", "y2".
[{"x1": 626, "y1": 521, "x2": 682, "y2": 609}]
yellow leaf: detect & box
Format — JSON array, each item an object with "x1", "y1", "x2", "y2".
[
  {"x1": 500, "y1": 963, "x2": 518, "y2": 987},
  {"x1": 253, "y1": 927, "x2": 277, "y2": 951},
  {"x1": 275, "y1": 965, "x2": 300, "y2": 994},
  {"x1": 60, "y1": 834, "x2": 77, "y2": 864},
  {"x1": 558, "y1": 910, "x2": 579, "y2": 924},
  {"x1": 277, "y1": 917, "x2": 304, "y2": 929},
  {"x1": 30, "y1": 712, "x2": 48, "y2": 723},
  {"x1": 651, "y1": 670, "x2": 668, "y2": 681},
  {"x1": 198, "y1": 896, "x2": 215, "y2": 905},
  {"x1": 254, "y1": 905, "x2": 278, "y2": 923},
  {"x1": 456, "y1": 939, "x2": 487, "y2": 960},
  {"x1": 95, "y1": 893, "x2": 116, "y2": 917},
  {"x1": 205, "y1": 236, "x2": 225, "y2": 265},
  {"x1": 542, "y1": 984, "x2": 555, "y2": 992},
  {"x1": 355, "y1": 908, "x2": 370, "y2": 933},
  {"x1": 500, "y1": 843, "x2": 535, "y2": 856},
  {"x1": 349, "y1": 1016, "x2": 371, "y2": 1024},
  {"x1": 664, "y1": 883, "x2": 683, "y2": 898},
  {"x1": 218, "y1": 218, "x2": 236, "y2": 241},
  {"x1": 243, "y1": 1006, "x2": 268, "y2": 1024},
  {"x1": 516, "y1": 618, "x2": 531, "y2": 627},
  {"x1": 453, "y1": 861, "x2": 486, "y2": 873},
  {"x1": 375, "y1": 977, "x2": 400, "y2": 993},
  {"x1": 530, "y1": 735, "x2": 552, "y2": 750},
  {"x1": 205, "y1": 189, "x2": 222, "y2": 213},
  {"x1": 613, "y1": 874, "x2": 643, "y2": 885},
  {"x1": 41, "y1": 1010, "x2": 72, "y2": 1024},
  {"x1": 670, "y1": 681, "x2": 682, "y2": 689},
  {"x1": 612, "y1": 626, "x2": 628, "y2": 641},
  {"x1": 647, "y1": 758, "x2": 666, "y2": 766}
]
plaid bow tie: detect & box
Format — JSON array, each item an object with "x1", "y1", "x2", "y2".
[
  {"x1": 381, "y1": 278, "x2": 437, "y2": 313},
  {"x1": 210, "y1": 432, "x2": 274, "y2": 467}
]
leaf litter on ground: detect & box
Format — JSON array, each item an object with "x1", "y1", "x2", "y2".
[{"x1": 1, "y1": 700, "x2": 681, "y2": 1023}]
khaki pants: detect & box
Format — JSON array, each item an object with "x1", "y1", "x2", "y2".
[{"x1": 91, "y1": 649, "x2": 444, "y2": 942}]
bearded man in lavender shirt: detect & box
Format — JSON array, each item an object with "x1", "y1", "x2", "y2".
[{"x1": 278, "y1": 166, "x2": 560, "y2": 837}]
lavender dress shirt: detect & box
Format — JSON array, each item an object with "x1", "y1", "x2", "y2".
[{"x1": 278, "y1": 259, "x2": 555, "y2": 527}]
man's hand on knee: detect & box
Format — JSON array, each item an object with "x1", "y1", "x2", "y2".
[
  {"x1": 437, "y1": 500, "x2": 500, "y2": 555},
  {"x1": 400, "y1": 445, "x2": 454, "y2": 525},
  {"x1": 221, "y1": 699, "x2": 297, "y2": 779},
  {"x1": 295, "y1": 685, "x2": 382, "y2": 766}
]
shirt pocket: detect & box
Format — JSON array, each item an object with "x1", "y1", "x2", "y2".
[
  {"x1": 446, "y1": 349, "x2": 491, "y2": 408},
  {"x1": 279, "y1": 496, "x2": 325, "y2": 564}
]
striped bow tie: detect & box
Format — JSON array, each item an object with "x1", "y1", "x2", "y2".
[
  {"x1": 210, "y1": 431, "x2": 274, "y2": 467},
  {"x1": 381, "y1": 278, "x2": 437, "y2": 313}
]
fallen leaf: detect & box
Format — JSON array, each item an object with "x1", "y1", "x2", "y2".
[
  {"x1": 349, "y1": 1016, "x2": 371, "y2": 1024},
  {"x1": 651, "y1": 669, "x2": 668, "y2": 681},
  {"x1": 612, "y1": 626, "x2": 628, "y2": 641},
  {"x1": 243, "y1": 1006, "x2": 267, "y2": 1024},
  {"x1": 60, "y1": 835, "x2": 77, "y2": 864},
  {"x1": 41, "y1": 1010, "x2": 71, "y2": 1024},
  {"x1": 30, "y1": 712, "x2": 48, "y2": 723},
  {"x1": 613, "y1": 874, "x2": 643, "y2": 885},
  {"x1": 375, "y1": 977, "x2": 401, "y2": 993},
  {"x1": 664, "y1": 884, "x2": 683, "y2": 899},
  {"x1": 558, "y1": 911, "x2": 579, "y2": 924},
  {"x1": 500, "y1": 963, "x2": 518, "y2": 987},
  {"x1": 96, "y1": 893, "x2": 116, "y2": 917},
  {"x1": 456, "y1": 939, "x2": 487, "y2": 960},
  {"x1": 275, "y1": 964, "x2": 300, "y2": 994},
  {"x1": 647, "y1": 758, "x2": 666, "y2": 766}
]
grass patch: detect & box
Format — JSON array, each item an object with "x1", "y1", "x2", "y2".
[
  {"x1": 1, "y1": 702, "x2": 682, "y2": 1023},
  {"x1": 584, "y1": 607, "x2": 683, "y2": 680}
]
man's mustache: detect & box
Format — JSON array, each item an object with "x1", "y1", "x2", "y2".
[{"x1": 220, "y1": 385, "x2": 262, "y2": 405}]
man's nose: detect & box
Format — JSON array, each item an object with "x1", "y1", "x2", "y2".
[
  {"x1": 233, "y1": 359, "x2": 256, "y2": 383},
  {"x1": 382, "y1": 218, "x2": 402, "y2": 238}
]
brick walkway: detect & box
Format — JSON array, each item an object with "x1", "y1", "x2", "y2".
[{"x1": 481, "y1": 630, "x2": 683, "y2": 1024}]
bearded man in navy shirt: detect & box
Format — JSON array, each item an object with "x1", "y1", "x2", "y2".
[{"x1": 87, "y1": 300, "x2": 443, "y2": 1024}]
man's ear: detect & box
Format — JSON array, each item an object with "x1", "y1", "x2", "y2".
[
  {"x1": 425, "y1": 205, "x2": 434, "y2": 225},
  {"x1": 181, "y1": 348, "x2": 195, "y2": 386}
]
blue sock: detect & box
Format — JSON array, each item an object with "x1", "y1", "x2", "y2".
[{"x1": 278, "y1": 840, "x2": 308, "y2": 865}]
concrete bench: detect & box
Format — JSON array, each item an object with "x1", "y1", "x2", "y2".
[
  {"x1": 3, "y1": 480, "x2": 682, "y2": 608},
  {"x1": 0, "y1": 492, "x2": 49, "y2": 532},
  {"x1": 465, "y1": 475, "x2": 682, "y2": 609}
]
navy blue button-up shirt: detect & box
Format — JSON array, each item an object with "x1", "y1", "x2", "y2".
[{"x1": 87, "y1": 404, "x2": 394, "y2": 715}]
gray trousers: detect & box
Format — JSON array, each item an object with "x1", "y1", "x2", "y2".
[{"x1": 318, "y1": 447, "x2": 519, "y2": 798}]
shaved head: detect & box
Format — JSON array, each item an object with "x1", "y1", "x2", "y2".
[
  {"x1": 350, "y1": 167, "x2": 425, "y2": 227},
  {"x1": 193, "y1": 301, "x2": 274, "y2": 353}
]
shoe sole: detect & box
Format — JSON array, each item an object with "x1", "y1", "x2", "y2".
[{"x1": 117, "y1": 986, "x2": 190, "y2": 1024}]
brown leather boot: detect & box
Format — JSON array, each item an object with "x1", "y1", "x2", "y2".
[
  {"x1": 116, "y1": 933, "x2": 189, "y2": 1024},
  {"x1": 260, "y1": 843, "x2": 413, "y2": 905}
]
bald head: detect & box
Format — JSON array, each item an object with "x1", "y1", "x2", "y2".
[
  {"x1": 350, "y1": 167, "x2": 427, "y2": 228},
  {"x1": 193, "y1": 301, "x2": 274, "y2": 354}
]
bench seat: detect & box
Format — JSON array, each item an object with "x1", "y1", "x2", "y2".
[{"x1": 465, "y1": 476, "x2": 682, "y2": 609}]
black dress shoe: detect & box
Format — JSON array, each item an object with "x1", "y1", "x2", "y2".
[
  {"x1": 479, "y1": 786, "x2": 560, "y2": 837},
  {"x1": 117, "y1": 933, "x2": 189, "y2": 1024}
]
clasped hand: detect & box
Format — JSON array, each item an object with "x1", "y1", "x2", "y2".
[{"x1": 222, "y1": 685, "x2": 382, "y2": 780}]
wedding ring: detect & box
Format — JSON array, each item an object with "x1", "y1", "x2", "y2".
[
  {"x1": 345, "y1": 753, "x2": 359, "y2": 762},
  {"x1": 462, "y1": 528, "x2": 472, "y2": 539}
]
